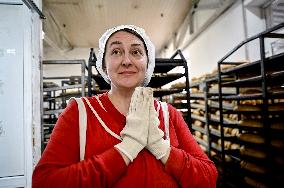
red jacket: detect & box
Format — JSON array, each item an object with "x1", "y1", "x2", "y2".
[{"x1": 33, "y1": 93, "x2": 218, "y2": 187}]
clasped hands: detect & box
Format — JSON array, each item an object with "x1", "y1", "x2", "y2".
[{"x1": 115, "y1": 87, "x2": 170, "y2": 162}]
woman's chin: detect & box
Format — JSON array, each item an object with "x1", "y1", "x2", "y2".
[{"x1": 116, "y1": 81, "x2": 143, "y2": 89}]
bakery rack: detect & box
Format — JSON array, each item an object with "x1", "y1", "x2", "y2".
[
  {"x1": 216, "y1": 23, "x2": 284, "y2": 187},
  {"x1": 41, "y1": 59, "x2": 86, "y2": 152}
]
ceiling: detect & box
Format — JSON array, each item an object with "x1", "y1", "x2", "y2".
[{"x1": 42, "y1": 0, "x2": 193, "y2": 55}]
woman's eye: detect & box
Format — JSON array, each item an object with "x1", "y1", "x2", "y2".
[
  {"x1": 132, "y1": 49, "x2": 143, "y2": 56},
  {"x1": 112, "y1": 49, "x2": 121, "y2": 55}
]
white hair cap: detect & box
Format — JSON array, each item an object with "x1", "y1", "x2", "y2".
[{"x1": 96, "y1": 25, "x2": 155, "y2": 86}]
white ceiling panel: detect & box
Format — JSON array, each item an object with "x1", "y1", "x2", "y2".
[{"x1": 43, "y1": 0, "x2": 192, "y2": 54}]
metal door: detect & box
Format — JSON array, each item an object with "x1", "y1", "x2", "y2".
[{"x1": 0, "y1": 3, "x2": 25, "y2": 178}]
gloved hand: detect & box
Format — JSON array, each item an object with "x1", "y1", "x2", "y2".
[
  {"x1": 146, "y1": 97, "x2": 170, "y2": 160},
  {"x1": 115, "y1": 87, "x2": 152, "y2": 162}
]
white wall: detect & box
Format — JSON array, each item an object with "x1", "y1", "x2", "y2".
[
  {"x1": 188, "y1": 1, "x2": 247, "y2": 79},
  {"x1": 161, "y1": 0, "x2": 268, "y2": 80},
  {"x1": 244, "y1": 1, "x2": 266, "y2": 61},
  {"x1": 0, "y1": 1, "x2": 42, "y2": 187}
]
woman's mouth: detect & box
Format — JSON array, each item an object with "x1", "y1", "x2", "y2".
[{"x1": 119, "y1": 71, "x2": 136, "y2": 75}]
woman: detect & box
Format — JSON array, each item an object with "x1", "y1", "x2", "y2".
[{"x1": 32, "y1": 25, "x2": 218, "y2": 187}]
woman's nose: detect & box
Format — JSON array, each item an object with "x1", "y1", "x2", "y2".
[{"x1": 121, "y1": 54, "x2": 132, "y2": 66}]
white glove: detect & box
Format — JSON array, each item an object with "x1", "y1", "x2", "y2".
[
  {"x1": 146, "y1": 98, "x2": 170, "y2": 160},
  {"x1": 115, "y1": 87, "x2": 152, "y2": 162}
]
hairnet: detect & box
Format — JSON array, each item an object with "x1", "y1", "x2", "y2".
[{"x1": 96, "y1": 25, "x2": 155, "y2": 86}]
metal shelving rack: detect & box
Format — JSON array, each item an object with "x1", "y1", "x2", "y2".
[
  {"x1": 189, "y1": 77, "x2": 218, "y2": 157},
  {"x1": 188, "y1": 74, "x2": 240, "y2": 188},
  {"x1": 216, "y1": 23, "x2": 284, "y2": 188},
  {"x1": 41, "y1": 59, "x2": 86, "y2": 152},
  {"x1": 87, "y1": 49, "x2": 191, "y2": 127}
]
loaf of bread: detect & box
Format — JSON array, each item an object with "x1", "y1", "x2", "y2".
[
  {"x1": 244, "y1": 176, "x2": 268, "y2": 188},
  {"x1": 238, "y1": 119, "x2": 262, "y2": 128},
  {"x1": 240, "y1": 88, "x2": 262, "y2": 95},
  {"x1": 240, "y1": 99, "x2": 263, "y2": 105},
  {"x1": 239, "y1": 133, "x2": 265, "y2": 144},
  {"x1": 240, "y1": 161, "x2": 267, "y2": 174},
  {"x1": 240, "y1": 146, "x2": 266, "y2": 159},
  {"x1": 271, "y1": 139, "x2": 284, "y2": 148},
  {"x1": 238, "y1": 119, "x2": 283, "y2": 131},
  {"x1": 271, "y1": 121, "x2": 284, "y2": 130},
  {"x1": 172, "y1": 93, "x2": 186, "y2": 100},
  {"x1": 170, "y1": 82, "x2": 185, "y2": 89},
  {"x1": 234, "y1": 105, "x2": 261, "y2": 111},
  {"x1": 269, "y1": 103, "x2": 284, "y2": 111}
]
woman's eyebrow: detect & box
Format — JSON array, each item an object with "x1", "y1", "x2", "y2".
[
  {"x1": 108, "y1": 41, "x2": 143, "y2": 47},
  {"x1": 109, "y1": 41, "x2": 122, "y2": 47},
  {"x1": 131, "y1": 43, "x2": 143, "y2": 47}
]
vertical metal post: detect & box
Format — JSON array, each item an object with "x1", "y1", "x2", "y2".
[
  {"x1": 177, "y1": 50, "x2": 191, "y2": 131},
  {"x1": 204, "y1": 81, "x2": 211, "y2": 157},
  {"x1": 81, "y1": 60, "x2": 85, "y2": 97},
  {"x1": 87, "y1": 48, "x2": 94, "y2": 97},
  {"x1": 217, "y1": 63, "x2": 225, "y2": 164},
  {"x1": 259, "y1": 36, "x2": 272, "y2": 186}
]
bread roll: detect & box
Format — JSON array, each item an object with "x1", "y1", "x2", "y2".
[
  {"x1": 231, "y1": 128, "x2": 239, "y2": 136},
  {"x1": 193, "y1": 120, "x2": 203, "y2": 127},
  {"x1": 190, "y1": 88, "x2": 199, "y2": 93},
  {"x1": 230, "y1": 143, "x2": 240, "y2": 150},
  {"x1": 191, "y1": 109, "x2": 201, "y2": 116},
  {"x1": 202, "y1": 134, "x2": 208, "y2": 142},
  {"x1": 194, "y1": 131, "x2": 202, "y2": 138},
  {"x1": 224, "y1": 141, "x2": 232, "y2": 149}
]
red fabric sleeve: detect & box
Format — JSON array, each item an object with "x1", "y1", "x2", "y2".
[
  {"x1": 164, "y1": 104, "x2": 218, "y2": 188},
  {"x1": 32, "y1": 100, "x2": 127, "y2": 188}
]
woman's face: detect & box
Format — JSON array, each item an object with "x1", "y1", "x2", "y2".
[{"x1": 104, "y1": 31, "x2": 148, "y2": 90}]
